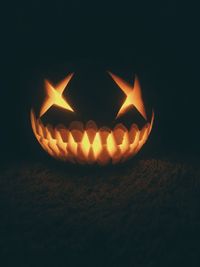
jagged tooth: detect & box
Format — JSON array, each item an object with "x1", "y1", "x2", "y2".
[
  {"x1": 65, "y1": 144, "x2": 76, "y2": 163},
  {"x1": 46, "y1": 129, "x2": 52, "y2": 141},
  {"x1": 69, "y1": 121, "x2": 84, "y2": 142},
  {"x1": 69, "y1": 124, "x2": 83, "y2": 143},
  {"x1": 119, "y1": 125, "x2": 137, "y2": 161},
  {"x1": 57, "y1": 142, "x2": 67, "y2": 157},
  {"x1": 40, "y1": 122, "x2": 48, "y2": 139},
  {"x1": 107, "y1": 132, "x2": 117, "y2": 157},
  {"x1": 97, "y1": 146, "x2": 111, "y2": 165},
  {"x1": 129, "y1": 124, "x2": 139, "y2": 144},
  {"x1": 113, "y1": 123, "x2": 126, "y2": 145},
  {"x1": 67, "y1": 132, "x2": 77, "y2": 156},
  {"x1": 31, "y1": 105, "x2": 151, "y2": 163},
  {"x1": 56, "y1": 125, "x2": 69, "y2": 143},
  {"x1": 76, "y1": 144, "x2": 87, "y2": 164},
  {"x1": 122, "y1": 147, "x2": 131, "y2": 162},
  {"x1": 46, "y1": 124, "x2": 56, "y2": 139},
  {"x1": 80, "y1": 131, "x2": 90, "y2": 158},
  {"x1": 54, "y1": 128, "x2": 61, "y2": 141},
  {"x1": 87, "y1": 147, "x2": 96, "y2": 164},
  {"x1": 119, "y1": 130, "x2": 129, "y2": 155},
  {"x1": 71, "y1": 129, "x2": 84, "y2": 143},
  {"x1": 86, "y1": 120, "x2": 98, "y2": 144},
  {"x1": 99, "y1": 127, "x2": 111, "y2": 145},
  {"x1": 91, "y1": 132, "x2": 102, "y2": 160},
  {"x1": 37, "y1": 118, "x2": 48, "y2": 139},
  {"x1": 54, "y1": 128, "x2": 67, "y2": 157},
  {"x1": 47, "y1": 139, "x2": 60, "y2": 156}
]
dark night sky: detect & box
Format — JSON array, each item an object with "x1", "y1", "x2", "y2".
[{"x1": 0, "y1": 1, "x2": 200, "y2": 161}]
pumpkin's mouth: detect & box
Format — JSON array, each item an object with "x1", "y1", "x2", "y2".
[{"x1": 31, "y1": 109, "x2": 154, "y2": 165}]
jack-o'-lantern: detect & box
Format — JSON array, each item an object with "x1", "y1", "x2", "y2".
[{"x1": 30, "y1": 63, "x2": 154, "y2": 165}]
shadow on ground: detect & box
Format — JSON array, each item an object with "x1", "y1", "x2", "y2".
[{"x1": 0, "y1": 157, "x2": 200, "y2": 267}]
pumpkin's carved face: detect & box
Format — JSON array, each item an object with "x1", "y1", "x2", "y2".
[{"x1": 31, "y1": 66, "x2": 154, "y2": 165}]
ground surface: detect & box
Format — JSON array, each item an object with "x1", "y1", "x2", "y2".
[{"x1": 0, "y1": 157, "x2": 200, "y2": 267}]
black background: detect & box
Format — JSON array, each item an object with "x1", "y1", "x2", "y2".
[{"x1": 1, "y1": 0, "x2": 199, "y2": 161}]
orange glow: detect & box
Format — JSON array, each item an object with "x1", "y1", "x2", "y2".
[
  {"x1": 107, "y1": 133, "x2": 117, "y2": 157},
  {"x1": 39, "y1": 73, "x2": 74, "y2": 117},
  {"x1": 81, "y1": 132, "x2": 90, "y2": 157},
  {"x1": 92, "y1": 133, "x2": 102, "y2": 159},
  {"x1": 30, "y1": 110, "x2": 154, "y2": 165},
  {"x1": 108, "y1": 72, "x2": 147, "y2": 120}
]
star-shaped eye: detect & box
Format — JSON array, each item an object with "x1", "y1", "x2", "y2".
[
  {"x1": 39, "y1": 73, "x2": 74, "y2": 117},
  {"x1": 108, "y1": 72, "x2": 147, "y2": 120}
]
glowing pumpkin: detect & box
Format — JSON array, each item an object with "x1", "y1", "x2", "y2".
[{"x1": 30, "y1": 65, "x2": 154, "y2": 165}]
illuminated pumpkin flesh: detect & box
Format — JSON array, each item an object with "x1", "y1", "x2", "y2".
[{"x1": 31, "y1": 68, "x2": 154, "y2": 165}]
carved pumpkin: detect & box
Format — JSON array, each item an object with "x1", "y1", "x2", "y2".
[{"x1": 30, "y1": 64, "x2": 154, "y2": 165}]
